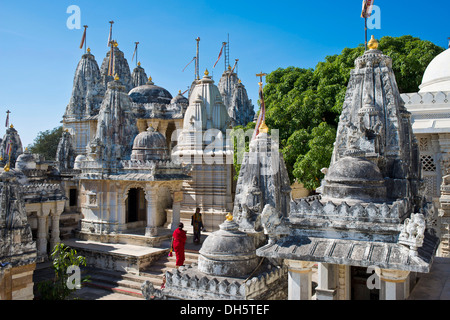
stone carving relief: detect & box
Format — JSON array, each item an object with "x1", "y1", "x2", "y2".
[{"x1": 399, "y1": 213, "x2": 426, "y2": 254}]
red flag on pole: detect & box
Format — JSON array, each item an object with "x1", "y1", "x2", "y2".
[
  {"x1": 79, "y1": 26, "x2": 87, "y2": 49},
  {"x1": 213, "y1": 42, "x2": 226, "y2": 68},
  {"x1": 361, "y1": 0, "x2": 374, "y2": 18},
  {"x1": 182, "y1": 57, "x2": 196, "y2": 72}
]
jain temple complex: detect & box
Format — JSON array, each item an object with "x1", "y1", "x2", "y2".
[{"x1": 1, "y1": 33, "x2": 450, "y2": 300}]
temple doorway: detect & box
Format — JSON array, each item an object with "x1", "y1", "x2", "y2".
[
  {"x1": 126, "y1": 188, "x2": 147, "y2": 223},
  {"x1": 350, "y1": 266, "x2": 379, "y2": 300}
]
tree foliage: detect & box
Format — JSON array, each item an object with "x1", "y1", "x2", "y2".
[
  {"x1": 37, "y1": 243, "x2": 89, "y2": 300},
  {"x1": 263, "y1": 35, "x2": 444, "y2": 191},
  {"x1": 28, "y1": 126, "x2": 63, "y2": 161}
]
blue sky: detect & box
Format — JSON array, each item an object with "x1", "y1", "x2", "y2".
[{"x1": 0, "y1": 0, "x2": 448, "y2": 147}]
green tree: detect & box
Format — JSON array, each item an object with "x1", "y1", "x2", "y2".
[
  {"x1": 27, "y1": 126, "x2": 63, "y2": 160},
  {"x1": 37, "y1": 243, "x2": 89, "y2": 300},
  {"x1": 263, "y1": 35, "x2": 444, "y2": 191}
]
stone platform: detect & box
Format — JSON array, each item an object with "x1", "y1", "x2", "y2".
[{"x1": 63, "y1": 239, "x2": 169, "y2": 275}]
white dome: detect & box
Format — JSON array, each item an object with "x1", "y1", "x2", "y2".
[{"x1": 419, "y1": 48, "x2": 450, "y2": 92}]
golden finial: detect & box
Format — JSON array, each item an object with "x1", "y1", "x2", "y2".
[
  {"x1": 4, "y1": 163, "x2": 9, "y2": 172},
  {"x1": 113, "y1": 41, "x2": 118, "y2": 48},
  {"x1": 226, "y1": 213, "x2": 233, "y2": 221},
  {"x1": 368, "y1": 35, "x2": 379, "y2": 50},
  {"x1": 87, "y1": 47, "x2": 91, "y2": 53},
  {"x1": 9, "y1": 124, "x2": 13, "y2": 129},
  {"x1": 259, "y1": 120, "x2": 269, "y2": 133},
  {"x1": 238, "y1": 79, "x2": 242, "y2": 84},
  {"x1": 178, "y1": 90, "x2": 181, "y2": 94},
  {"x1": 227, "y1": 65, "x2": 231, "y2": 71},
  {"x1": 148, "y1": 75, "x2": 152, "y2": 82},
  {"x1": 204, "y1": 69, "x2": 209, "y2": 76},
  {"x1": 114, "y1": 73, "x2": 119, "y2": 81},
  {"x1": 137, "y1": 61, "x2": 141, "y2": 67}
]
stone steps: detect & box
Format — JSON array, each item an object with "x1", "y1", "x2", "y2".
[
  {"x1": 81, "y1": 250, "x2": 199, "y2": 299},
  {"x1": 82, "y1": 268, "x2": 149, "y2": 299},
  {"x1": 140, "y1": 251, "x2": 199, "y2": 288}
]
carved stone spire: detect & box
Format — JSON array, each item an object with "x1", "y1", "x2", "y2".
[
  {"x1": 131, "y1": 62, "x2": 148, "y2": 88},
  {"x1": 218, "y1": 68, "x2": 255, "y2": 127},
  {"x1": 100, "y1": 43, "x2": 133, "y2": 93},
  {"x1": 64, "y1": 51, "x2": 105, "y2": 119},
  {"x1": 88, "y1": 77, "x2": 137, "y2": 165},
  {"x1": 324, "y1": 44, "x2": 421, "y2": 202}
]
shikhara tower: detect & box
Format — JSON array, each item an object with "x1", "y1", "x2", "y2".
[{"x1": 257, "y1": 37, "x2": 440, "y2": 300}]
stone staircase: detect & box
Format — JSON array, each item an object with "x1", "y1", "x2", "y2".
[{"x1": 83, "y1": 250, "x2": 199, "y2": 299}]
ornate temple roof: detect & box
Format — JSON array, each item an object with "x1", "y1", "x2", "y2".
[
  {"x1": 131, "y1": 63, "x2": 148, "y2": 88},
  {"x1": 256, "y1": 41, "x2": 440, "y2": 272},
  {"x1": 99, "y1": 44, "x2": 133, "y2": 93},
  {"x1": 218, "y1": 68, "x2": 255, "y2": 127},
  {"x1": 64, "y1": 51, "x2": 105, "y2": 120},
  {"x1": 129, "y1": 77, "x2": 173, "y2": 104}
]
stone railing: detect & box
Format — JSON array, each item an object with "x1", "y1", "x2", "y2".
[
  {"x1": 401, "y1": 91, "x2": 450, "y2": 107},
  {"x1": 289, "y1": 198, "x2": 410, "y2": 223},
  {"x1": 151, "y1": 262, "x2": 287, "y2": 300}
]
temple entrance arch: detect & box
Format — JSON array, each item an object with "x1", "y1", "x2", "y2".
[{"x1": 125, "y1": 187, "x2": 147, "y2": 224}]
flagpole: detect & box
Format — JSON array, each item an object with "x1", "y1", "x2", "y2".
[
  {"x1": 365, "y1": 17, "x2": 368, "y2": 51},
  {"x1": 83, "y1": 25, "x2": 88, "y2": 53},
  {"x1": 195, "y1": 37, "x2": 200, "y2": 80}
]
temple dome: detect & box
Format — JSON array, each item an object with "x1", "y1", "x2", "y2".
[
  {"x1": 419, "y1": 48, "x2": 450, "y2": 92},
  {"x1": 198, "y1": 216, "x2": 259, "y2": 277},
  {"x1": 128, "y1": 78, "x2": 173, "y2": 104},
  {"x1": 323, "y1": 156, "x2": 386, "y2": 202},
  {"x1": 131, "y1": 126, "x2": 169, "y2": 161},
  {"x1": 171, "y1": 91, "x2": 189, "y2": 105},
  {"x1": 15, "y1": 150, "x2": 36, "y2": 171}
]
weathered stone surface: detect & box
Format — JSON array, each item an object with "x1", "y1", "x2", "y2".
[
  {"x1": 131, "y1": 65, "x2": 148, "y2": 88},
  {"x1": 0, "y1": 169, "x2": 37, "y2": 300},
  {"x1": 217, "y1": 68, "x2": 255, "y2": 127},
  {"x1": 0, "y1": 126, "x2": 23, "y2": 169},
  {"x1": 86, "y1": 78, "x2": 138, "y2": 165},
  {"x1": 55, "y1": 130, "x2": 75, "y2": 171},
  {"x1": 233, "y1": 131, "x2": 291, "y2": 238},
  {"x1": 198, "y1": 218, "x2": 259, "y2": 277},
  {"x1": 64, "y1": 52, "x2": 105, "y2": 120},
  {"x1": 257, "y1": 45, "x2": 439, "y2": 275},
  {"x1": 100, "y1": 45, "x2": 133, "y2": 93},
  {"x1": 142, "y1": 261, "x2": 287, "y2": 300}
]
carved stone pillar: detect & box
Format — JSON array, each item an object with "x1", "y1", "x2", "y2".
[
  {"x1": 49, "y1": 202, "x2": 64, "y2": 251},
  {"x1": 36, "y1": 208, "x2": 50, "y2": 259},
  {"x1": 49, "y1": 214, "x2": 60, "y2": 252},
  {"x1": 145, "y1": 187, "x2": 158, "y2": 237},
  {"x1": 171, "y1": 191, "x2": 183, "y2": 232},
  {"x1": 316, "y1": 263, "x2": 338, "y2": 300},
  {"x1": 285, "y1": 260, "x2": 315, "y2": 300},
  {"x1": 378, "y1": 269, "x2": 410, "y2": 300}
]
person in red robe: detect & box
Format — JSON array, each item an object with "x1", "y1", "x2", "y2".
[{"x1": 172, "y1": 223, "x2": 187, "y2": 267}]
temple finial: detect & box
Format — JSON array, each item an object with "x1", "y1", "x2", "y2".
[{"x1": 368, "y1": 35, "x2": 379, "y2": 50}]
